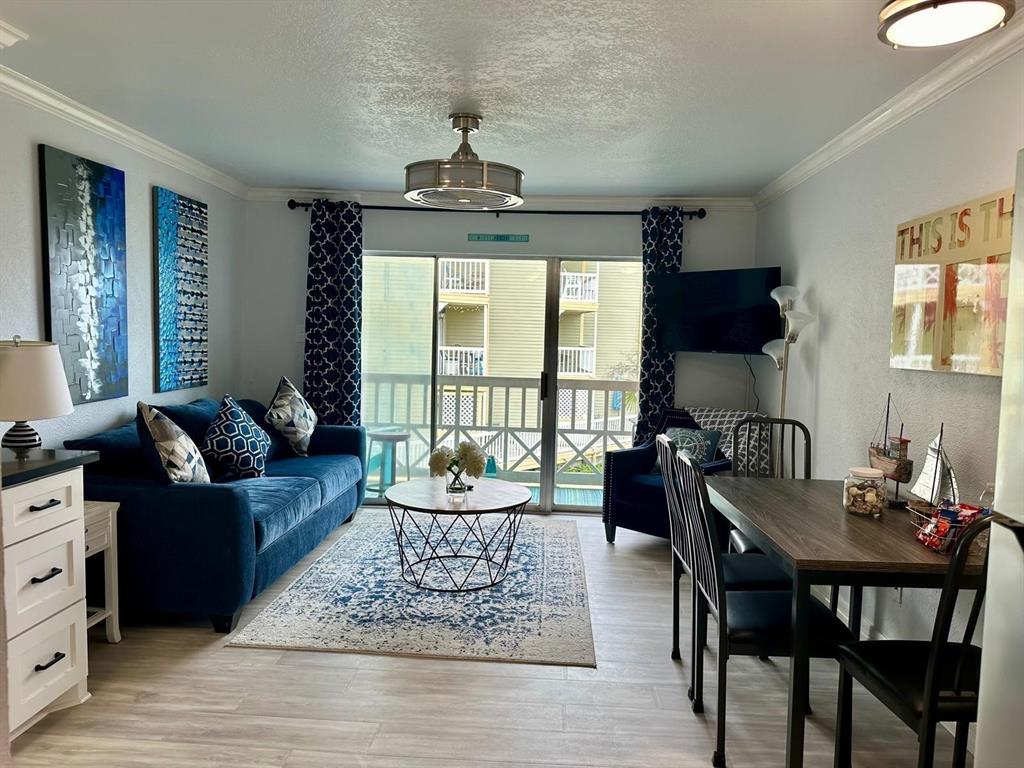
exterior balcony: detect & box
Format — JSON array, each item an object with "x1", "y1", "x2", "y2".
[
  {"x1": 439, "y1": 258, "x2": 489, "y2": 307},
  {"x1": 558, "y1": 346, "x2": 596, "y2": 376},
  {"x1": 560, "y1": 271, "x2": 599, "y2": 313},
  {"x1": 438, "y1": 346, "x2": 486, "y2": 376}
]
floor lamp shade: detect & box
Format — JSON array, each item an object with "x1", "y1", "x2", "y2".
[{"x1": 0, "y1": 339, "x2": 75, "y2": 452}]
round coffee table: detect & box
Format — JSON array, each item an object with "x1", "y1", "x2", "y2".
[{"x1": 384, "y1": 478, "x2": 532, "y2": 592}]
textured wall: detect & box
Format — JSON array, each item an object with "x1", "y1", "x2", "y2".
[
  {"x1": 0, "y1": 93, "x2": 245, "y2": 446},
  {"x1": 235, "y1": 202, "x2": 758, "y2": 410},
  {"x1": 754, "y1": 51, "x2": 1024, "y2": 640}
]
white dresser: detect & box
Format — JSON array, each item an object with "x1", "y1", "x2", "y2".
[{"x1": 2, "y1": 450, "x2": 97, "y2": 738}]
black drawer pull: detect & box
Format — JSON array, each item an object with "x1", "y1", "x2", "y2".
[
  {"x1": 34, "y1": 652, "x2": 66, "y2": 672},
  {"x1": 30, "y1": 567, "x2": 63, "y2": 584},
  {"x1": 29, "y1": 499, "x2": 61, "y2": 512}
]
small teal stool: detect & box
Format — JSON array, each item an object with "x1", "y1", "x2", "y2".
[{"x1": 367, "y1": 430, "x2": 411, "y2": 496}]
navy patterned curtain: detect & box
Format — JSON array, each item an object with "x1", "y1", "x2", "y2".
[
  {"x1": 634, "y1": 206, "x2": 684, "y2": 445},
  {"x1": 303, "y1": 200, "x2": 363, "y2": 426}
]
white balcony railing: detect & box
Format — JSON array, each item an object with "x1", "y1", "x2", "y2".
[
  {"x1": 560, "y1": 271, "x2": 598, "y2": 303},
  {"x1": 438, "y1": 346, "x2": 485, "y2": 376},
  {"x1": 558, "y1": 346, "x2": 596, "y2": 375},
  {"x1": 440, "y1": 259, "x2": 489, "y2": 293}
]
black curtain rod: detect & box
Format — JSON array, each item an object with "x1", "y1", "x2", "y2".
[{"x1": 286, "y1": 199, "x2": 707, "y2": 220}]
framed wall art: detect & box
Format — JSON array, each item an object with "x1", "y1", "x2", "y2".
[{"x1": 39, "y1": 144, "x2": 128, "y2": 404}]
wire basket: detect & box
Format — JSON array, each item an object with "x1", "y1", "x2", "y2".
[{"x1": 909, "y1": 502, "x2": 981, "y2": 554}]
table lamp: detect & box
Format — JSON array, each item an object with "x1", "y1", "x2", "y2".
[{"x1": 0, "y1": 337, "x2": 75, "y2": 456}]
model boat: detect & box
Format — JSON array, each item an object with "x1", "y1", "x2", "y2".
[
  {"x1": 869, "y1": 394, "x2": 914, "y2": 507},
  {"x1": 909, "y1": 424, "x2": 959, "y2": 507}
]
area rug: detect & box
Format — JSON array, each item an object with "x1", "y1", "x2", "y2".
[{"x1": 229, "y1": 514, "x2": 596, "y2": 667}]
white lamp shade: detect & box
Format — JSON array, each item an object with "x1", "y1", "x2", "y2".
[
  {"x1": 785, "y1": 311, "x2": 815, "y2": 343},
  {"x1": 0, "y1": 341, "x2": 74, "y2": 421},
  {"x1": 762, "y1": 339, "x2": 786, "y2": 369},
  {"x1": 770, "y1": 285, "x2": 800, "y2": 309}
]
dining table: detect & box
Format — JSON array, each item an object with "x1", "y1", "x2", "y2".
[{"x1": 704, "y1": 476, "x2": 983, "y2": 768}]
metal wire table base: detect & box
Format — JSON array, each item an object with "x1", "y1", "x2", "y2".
[{"x1": 386, "y1": 500, "x2": 528, "y2": 592}]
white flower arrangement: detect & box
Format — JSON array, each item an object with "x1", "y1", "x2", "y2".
[{"x1": 429, "y1": 441, "x2": 487, "y2": 479}]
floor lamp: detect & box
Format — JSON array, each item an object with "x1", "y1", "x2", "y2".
[{"x1": 762, "y1": 288, "x2": 813, "y2": 474}]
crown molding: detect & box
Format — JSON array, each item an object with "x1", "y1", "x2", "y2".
[
  {"x1": 755, "y1": 20, "x2": 1024, "y2": 208},
  {"x1": 0, "y1": 21, "x2": 29, "y2": 49},
  {"x1": 246, "y1": 187, "x2": 756, "y2": 213},
  {"x1": 0, "y1": 64, "x2": 248, "y2": 197}
]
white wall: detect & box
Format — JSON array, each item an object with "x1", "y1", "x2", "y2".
[
  {"x1": 0, "y1": 92, "x2": 246, "y2": 445},
  {"x1": 754, "y1": 51, "x2": 1024, "y2": 640},
  {"x1": 236, "y1": 201, "x2": 758, "y2": 408}
]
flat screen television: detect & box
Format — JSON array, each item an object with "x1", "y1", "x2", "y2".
[{"x1": 653, "y1": 266, "x2": 783, "y2": 355}]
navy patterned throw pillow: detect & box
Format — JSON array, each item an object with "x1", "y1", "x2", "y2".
[
  {"x1": 202, "y1": 395, "x2": 272, "y2": 479},
  {"x1": 652, "y1": 428, "x2": 722, "y2": 474}
]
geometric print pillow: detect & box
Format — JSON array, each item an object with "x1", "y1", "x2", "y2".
[
  {"x1": 202, "y1": 395, "x2": 272, "y2": 479},
  {"x1": 264, "y1": 376, "x2": 317, "y2": 456},
  {"x1": 136, "y1": 402, "x2": 211, "y2": 484}
]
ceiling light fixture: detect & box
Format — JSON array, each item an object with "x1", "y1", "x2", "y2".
[
  {"x1": 878, "y1": 0, "x2": 1014, "y2": 48},
  {"x1": 404, "y1": 113, "x2": 524, "y2": 210}
]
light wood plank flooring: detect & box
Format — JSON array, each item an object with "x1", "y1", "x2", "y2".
[{"x1": 12, "y1": 511, "x2": 965, "y2": 767}]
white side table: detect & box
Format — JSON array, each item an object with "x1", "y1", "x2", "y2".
[{"x1": 83, "y1": 500, "x2": 120, "y2": 643}]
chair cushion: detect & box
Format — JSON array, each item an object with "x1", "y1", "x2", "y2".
[
  {"x1": 729, "y1": 529, "x2": 762, "y2": 554},
  {"x1": 722, "y1": 553, "x2": 789, "y2": 590},
  {"x1": 838, "y1": 640, "x2": 982, "y2": 725},
  {"x1": 203, "y1": 396, "x2": 273, "y2": 479},
  {"x1": 265, "y1": 455, "x2": 363, "y2": 504},
  {"x1": 726, "y1": 590, "x2": 853, "y2": 655},
  {"x1": 229, "y1": 475, "x2": 323, "y2": 552}
]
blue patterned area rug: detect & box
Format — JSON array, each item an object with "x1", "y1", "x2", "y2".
[{"x1": 229, "y1": 514, "x2": 596, "y2": 667}]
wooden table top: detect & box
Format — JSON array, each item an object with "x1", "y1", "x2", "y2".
[
  {"x1": 705, "y1": 477, "x2": 977, "y2": 577},
  {"x1": 384, "y1": 477, "x2": 532, "y2": 514}
]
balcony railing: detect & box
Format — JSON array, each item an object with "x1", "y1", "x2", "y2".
[
  {"x1": 438, "y1": 346, "x2": 485, "y2": 376},
  {"x1": 558, "y1": 346, "x2": 596, "y2": 375},
  {"x1": 560, "y1": 271, "x2": 598, "y2": 303},
  {"x1": 361, "y1": 373, "x2": 638, "y2": 501},
  {"x1": 440, "y1": 259, "x2": 489, "y2": 293}
]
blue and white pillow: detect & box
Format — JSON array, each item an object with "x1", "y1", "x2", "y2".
[
  {"x1": 203, "y1": 395, "x2": 272, "y2": 479},
  {"x1": 137, "y1": 402, "x2": 211, "y2": 484},
  {"x1": 264, "y1": 376, "x2": 317, "y2": 456},
  {"x1": 652, "y1": 427, "x2": 722, "y2": 473}
]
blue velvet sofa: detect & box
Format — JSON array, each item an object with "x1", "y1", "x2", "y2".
[
  {"x1": 65, "y1": 398, "x2": 365, "y2": 632},
  {"x1": 602, "y1": 406, "x2": 763, "y2": 543}
]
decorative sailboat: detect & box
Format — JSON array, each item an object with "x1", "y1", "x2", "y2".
[
  {"x1": 868, "y1": 393, "x2": 914, "y2": 507},
  {"x1": 909, "y1": 423, "x2": 959, "y2": 508}
]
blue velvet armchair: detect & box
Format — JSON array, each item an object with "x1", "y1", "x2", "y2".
[{"x1": 602, "y1": 406, "x2": 762, "y2": 543}]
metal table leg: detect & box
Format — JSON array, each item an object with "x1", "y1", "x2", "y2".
[{"x1": 786, "y1": 572, "x2": 810, "y2": 768}]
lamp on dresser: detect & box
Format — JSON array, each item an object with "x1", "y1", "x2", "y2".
[{"x1": 0, "y1": 337, "x2": 74, "y2": 455}]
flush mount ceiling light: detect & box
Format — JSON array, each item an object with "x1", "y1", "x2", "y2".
[
  {"x1": 878, "y1": 0, "x2": 1014, "y2": 48},
  {"x1": 404, "y1": 113, "x2": 524, "y2": 210}
]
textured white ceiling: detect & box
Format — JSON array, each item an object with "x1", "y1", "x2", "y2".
[{"x1": 0, "y1": 0, "x2": 958, "y2": 196}]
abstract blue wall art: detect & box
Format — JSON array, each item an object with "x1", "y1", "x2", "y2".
[
  {"x1": 153, "y1": 186, "x2": 209, "y2": 392},
  {"x1": 39, "y1": 145, "x2": 128, "y2": 405}
]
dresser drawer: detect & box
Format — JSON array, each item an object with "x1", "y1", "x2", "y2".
[
  {"x1": 2, "y1": 470, "x2": 83, "y2": 545},
  {"x1": 5, "y1": 521, "x2": 86, "y2": 639},
  {"x1": 7, "y1": 600, "x2": 88, "y2": 731}
]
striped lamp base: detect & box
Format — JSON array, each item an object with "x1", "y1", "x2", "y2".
[{"x1": 2, "y1": 421, "x2": 42, "y2": 454}]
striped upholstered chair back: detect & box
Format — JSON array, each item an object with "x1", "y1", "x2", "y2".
[{"x1": 668, "y1": 447, "x2": 727, "y2": 619}]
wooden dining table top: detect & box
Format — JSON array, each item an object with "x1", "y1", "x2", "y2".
[{"x1": 705, "y1": 477, "x2": 981, "y2": 578}]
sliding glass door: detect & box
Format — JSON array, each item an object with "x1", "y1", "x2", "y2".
[{"x1": 360, "y1": 254, "x2": 641, "y2": 511}]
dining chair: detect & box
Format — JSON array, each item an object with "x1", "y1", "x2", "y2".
[
  {"x1": 725, "y1": 416, "x2": 845, "y2": 614},
  {"x1": 834, "y1": 516, "x2": 992, "y2": 768},
  {"x1": 658, "y1": 435, "x2": 790, "y2": 672},
  {"x1": 669, "y1": 446, "x2": 853, "y2": 768}
]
